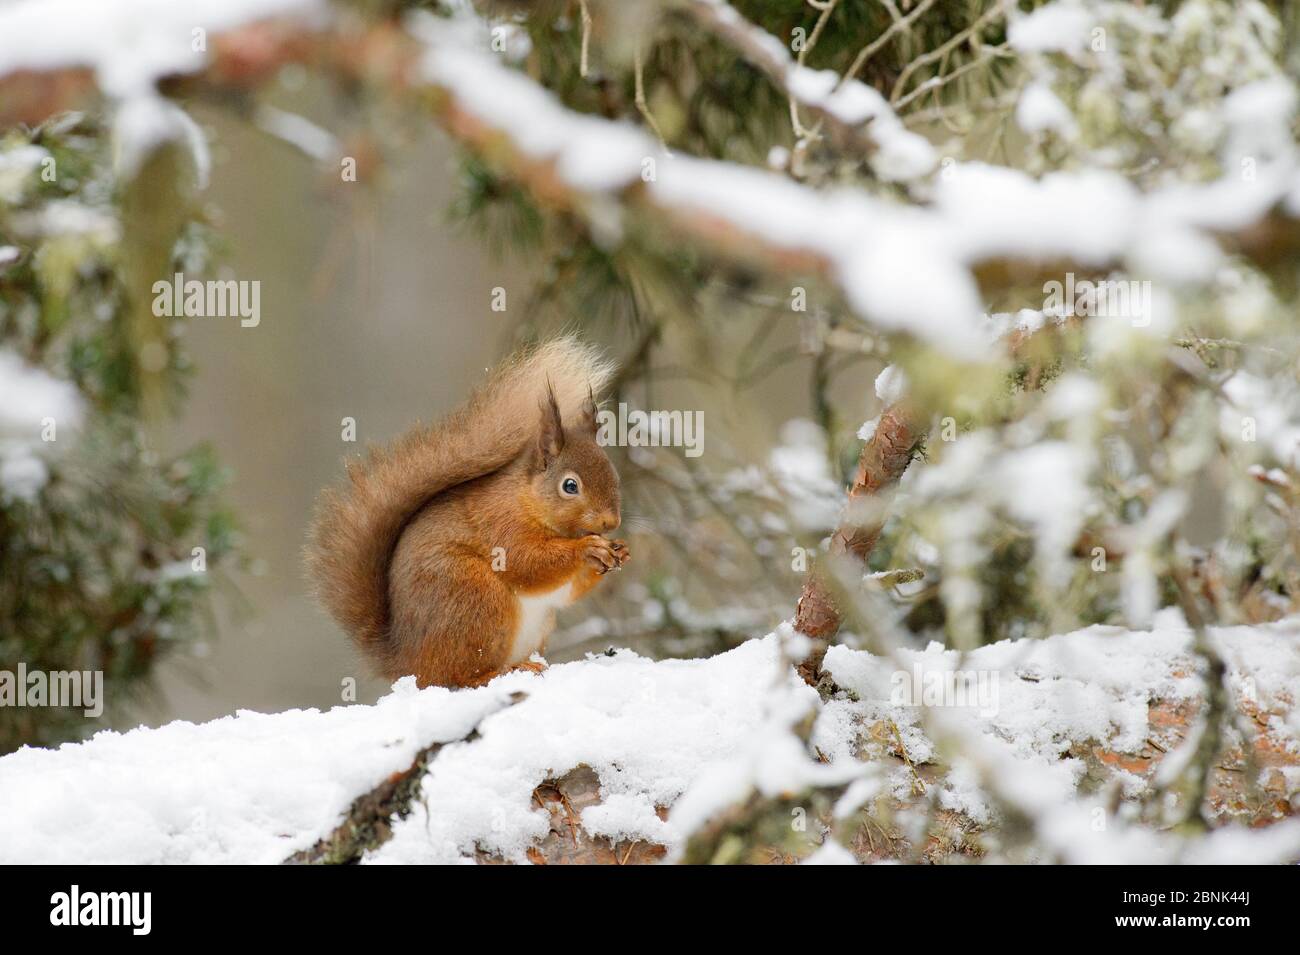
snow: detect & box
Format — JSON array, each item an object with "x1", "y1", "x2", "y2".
[
  {"x1": 1043, "y1": 372, "x2": 1102, "y2": 419},
  {"x1": 418, "y1": 41, "x2": 650, "y2": 194},
  {"x1": 370, "y1": 636, "x2": 825, "y2": 863},
  {"x1": 0, "y1": 350, "x2": 84, "y2": 440},
  {"x1": 254, "y1": 105, "x2": 339, "y2": 162},
  {"x1": 648, "y1": 119, "x2": 1295, "y2": 358},
  {"x1": 801, "y1": 841, "x2": 858, "y2": 864},
  {"x1": 413, "y1": 8, "x2": 985, "y2": 354},
  {"x1": 0, "y1": 0, "x2": 327, "y2": 97},
  {"x1": 936, "y1": 164, "x2": 1139, "y2": 266},
  {"x1": 689, "y1": 0, "x2": 936, "y2": 181},
  {"x1": 1008, "y1": 1, "x2": 1096, "y2": 56},
  {"x1": 874, "y1": 365, "x2": 909, "y2": 405},
  {"x1": 869, "y1": 123, "x2": 940, "y2": 183},
  {"x1": 0, "y1": 637, "x2": 815, "y2": 864},
  {"x1": 824, "y1": 624, "x2": 1202, "y2": 773},
  {"x1": 0, "y1": 0, "x2": 1295, "y2": 869},
  {"x1": 0, "y1": 349, "x2": 86, "y2": 501},
  {"x1": 0, "y1": 144, "x2": 48, "y2": 203},
  {"x1": 766, "y1": 419, "x2": 845, "y2": 532},
  {"x1": 1221, "y1": 76, "x2": 1296, "y2": 167},
  {"x1": 996, "y1": 441, "x2": 1091, "y2": 587},
  {"x1": 113, "y1": 96, "x2": 211, "y2": 188},
  {"x1": 822, "y1": 615, "x2": 1300, "y2": 862},
  {"x1": 0, "y1": 0, "x2": 321, "y2": 192},
  {"x1": 1016, "y1": 81, "x2": 1077, "y2": 136},
  {"x1": 15, "y1": 199, "x2": 120, "y2": 243},
  {"x1": 0, "y1": 681, "x2": 506, "y2": 864},
  {"x1": 2, "y1": 613, "x2": 1296, "y2": 864},
  {"x1": 1221, "y1": 372, "x2": 1300, "y2": 469},
  {"x1": 904, "y1": 426, "x2": 1096, "y2": 595},
  {"x1": 1119, "y1": 492, "x2": 1189, "y2": 627},
  {"x1": 8, "y1": 2, "x2": 1295, "y2": 362},
  {"x1": 1180, "y1": 822, "x2": 1300, "y2": 864},
  {"x1": 781, "y1": 66, "x2": 936, "y2": 181}
]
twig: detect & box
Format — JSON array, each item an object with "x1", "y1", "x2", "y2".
[
  {"x1": 633, "y1": 46, "x2": 669, "y2": 148},
  {"x1": 1169, "y1": 558, "x2": 1228, "y2": 834},
  {"x1": 842, "y1": 0, "x2": 939, "y2": 87},
  {"x1": 892, "y1": 42, "x2": 1012, "y2": 113},
  {"x1": 889, "y1": 0, "x2": 1009, "y2": 106},
  {"x1": 579, "y1": 0, "x2": 593, "y2": 78},
  {"x1": 794, "y1": 401, "x2": 922, "y2": 645},
  {"x1": 680, "y1": 0, "x2": 875, "y2": 155},
  {"x1": 890, "y1": 719, "x2": 926, "y2": 795}
]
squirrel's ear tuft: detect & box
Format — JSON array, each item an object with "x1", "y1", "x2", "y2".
[
  {"x1": 536, "y1": 381, "x2": 565, "y2": 468},
  {"x1": 579, "y1": 385, "x2": 599, "y2": 436}
]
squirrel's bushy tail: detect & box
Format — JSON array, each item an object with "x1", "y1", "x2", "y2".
[{"x1": 305, "y1": 337, "x2": 615, "y2": 652}]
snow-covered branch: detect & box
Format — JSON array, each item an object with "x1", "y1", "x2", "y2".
[
  {"x1": 678, "y1": 0, "x2": 937, "y2": 180},
  {"x1": 4, "y1": 3, "x2": 1300, "y2": 359},
  {"x1": 2, "y1": 619, "x2": 1297, "y2": 864}
]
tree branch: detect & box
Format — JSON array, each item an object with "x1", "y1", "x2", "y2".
[
  {"x1": 794, "y1": 400, "x2": 922, "y2": 681},
  {"x1": 4, "y1": 8, "x2": 1299, "y2": 349},
  {"x1": 286, "y1": 692, "x2": 524, "y2": 864}
]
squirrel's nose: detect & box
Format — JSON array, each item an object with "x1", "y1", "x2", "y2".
[{"x1": 597, "y1": 510, "x2": 619, "y2": 532}]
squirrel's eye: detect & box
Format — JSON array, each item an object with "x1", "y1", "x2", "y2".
[{"x1": 561, "y1": 477, "x2": 580, "y2": 496}]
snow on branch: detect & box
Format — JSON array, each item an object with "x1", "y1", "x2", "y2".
[
  {"x1": 411, "y1": 12, "x2": 1300, "y2": 358},
  {"x1": 1, "y1": 621, "x2": 1297, "y2": 864},
  {"x1": 0, "y1": 0, "x2": 327, "y2": 98},
  {"x1": 4, "y1": 4, "x2": 1300, "y2": 358},
  {"x1": 679, "y1": 0, "x2": 937, "y2": 181}
]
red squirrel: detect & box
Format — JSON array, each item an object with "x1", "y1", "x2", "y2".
[{"x1": 306, "y1": 338, "x2": 629, "y2": 688}]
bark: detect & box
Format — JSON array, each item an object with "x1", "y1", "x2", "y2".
[
  {"x1": 792, "y1": 314, "x2": 1091, "y2": 682},
  {"x1": 284, "y1": 694, "x2": 668, "y2": 865},
  {"x1": 794, "y1": 401, "x2": 922, "y2": 682},
  {"x1": 4, "y1": 16, "x2": 1300, "y2": 301},
  {"x1": 493, "y1": 767, "x2": 667, "y2": 865},
  {"x1": 285, "y1": 692, "x2": 524, "y2": 864},
  {"x1": 678, "y1": 681, "x2": 1300, "y2": 864}
]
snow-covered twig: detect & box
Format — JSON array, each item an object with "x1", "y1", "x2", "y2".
[{"x1": 680, "y1": 0, "x2": 869, "y2": 152}]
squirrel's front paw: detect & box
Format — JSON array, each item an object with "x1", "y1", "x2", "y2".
[
  {"x1": 609, "y1": 539, "x2": 630, "y2": 567},
  {"x1": 582, "y1": 535, "x2": 625, "y2": 574}
]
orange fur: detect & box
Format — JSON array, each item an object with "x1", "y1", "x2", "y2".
[{"x1": 305, "y1": 338, "x2": 627, "y2": 687}]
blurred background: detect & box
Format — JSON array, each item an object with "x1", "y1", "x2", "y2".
[
  {"x1": 143, "y1": 78, "x2": 875, "y2": 729},
  {"x1": 154, "y1": 92, "x2": 505, "y2": 722}
]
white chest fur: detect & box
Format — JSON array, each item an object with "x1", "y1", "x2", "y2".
[{"x1": 509, "y1": 582, "x2": 574, "y2": 665}]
